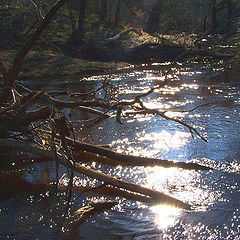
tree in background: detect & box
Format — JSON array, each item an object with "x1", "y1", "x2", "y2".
[
  {"x1": 114, "y1": 0, "x2": 122, "y2": 27},
  {"x1": 0, "y1": 0, "x2": 239, "y2": 48},
  {"x1": 210, "y1": 0, "x2": 232, "y2": 33},
  {"x1": 99, "y1": 0, "x2": 108, "y2": 23},
  {"x1": 76, "y1": 0, "x2": 88, "y2": 39},
  {"x1": 145, "y1": 0, "x2": 162, "y2": 33}
]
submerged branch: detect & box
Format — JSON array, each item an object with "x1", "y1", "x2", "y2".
[
  {"x1": 116, "y1": 84, "x2": 207, "y2": 141},
  {"x1": 67, "y1": 201, "x2": 117, "y2": 232}
]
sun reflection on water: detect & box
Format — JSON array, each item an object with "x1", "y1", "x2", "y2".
[
  {"x1": 151, "y1": 205, "x2": 181, "y2": 229},
  {"x1": 139, "y1": 130, "x2": 190, "y2": 152},
  {"x1": 144, "y1": 166, "x2": 215, "y2": 232},
  {"x1": 144, "y1": 166, "x2": 214, "y2": 206}
]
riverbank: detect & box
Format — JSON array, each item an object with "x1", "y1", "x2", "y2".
[
  {"x1": 0, "y1": 31, "x2": 189, "y2": 81},
  {"x1": 0, "y1": 31, "x2": 236, "y2": 82},
  {"x1": 0, "y1": 49, "x2": 131, "y2": 81}
]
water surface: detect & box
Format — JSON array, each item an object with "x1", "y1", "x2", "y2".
[{"x1": 1, "y1": 63, "x2": 240, "y2": 239}]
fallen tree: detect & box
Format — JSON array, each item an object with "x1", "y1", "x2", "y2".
[
  {"x1": 0, "y1": 138, "x2": 191, "y2": 210},
  {"x1": 64, "y1": 28, "x2": 234, "y2": 63},
  {"x1": 125, "y1": 43, "x2": 234, "y2": 63},
  {"x1": 0, "y1": 0, "x2": 69, "y2": 102}
]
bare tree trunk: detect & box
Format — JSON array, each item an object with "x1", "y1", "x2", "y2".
[
  {"x1": 114, "y1": 0, "x2": 121, "y2": 27},
  {"x1": 226, "y1": 0, "x2": 232, "y2": 33},
  {"x1": 211, "y1": 0, "x2": 218, "y2": 33},
  {"x1": 210, "y1": 0, "x2": 232, "y2": 34},
  {"x1": 66, "y1": 0, "x2": 76, "y2": 34},
  {"x1": 145, "y1": 0, "x2": 162, "y2": 34},
  {"x1": 203, "y1": 16, "x2": 207, "y2": 33},
  {"x1": 76, "y1": 0, "x2": 88, "y2": 40},
  {"x1": 100, "y1": 0, "x2": 108, "y2": 23}
]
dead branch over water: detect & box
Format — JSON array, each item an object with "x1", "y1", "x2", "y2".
[
  {"x1": 0, "y1": 39, "x2": 209, "y2": 210},
  {"x1": 0, "y1": 0, "x2": 215, "y2": 233}
]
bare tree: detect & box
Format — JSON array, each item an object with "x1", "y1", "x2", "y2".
[
  {"x1": 100, "y1": 0, "x2": 108, "y2": 23},
  {"x1": 145, "y1": 0, "x2": 162, "y2": 33},
  {"x1": 210, "y1": 0, "x2": 232, "y2": 33}
]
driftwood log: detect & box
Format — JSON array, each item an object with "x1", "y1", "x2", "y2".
[
  {"x1": 0, "y1": 172, "x2": 183, "y2": 206},
  {"x1": 125, "y1": 44, "x2": 234, "y2": 63},
  {"x1": 66, "y1": 137, "x2": 211, "y2": 170},
  {"x1": 0, "y1": 138, "x2": 191, "y2": 210},
  {"x1": 36, "y1": 129, "x2": 210, "y2": 170}
]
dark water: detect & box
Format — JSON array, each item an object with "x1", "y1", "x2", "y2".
[{"x1": 1, "y1": 63, "x2": 240, "y2": 239}]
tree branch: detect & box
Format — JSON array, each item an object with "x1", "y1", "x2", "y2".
[{"x1": 1, "y1": 0, "x2": 68, "y2": 102}]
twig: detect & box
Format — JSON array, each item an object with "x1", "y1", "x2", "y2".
[
  {"x1": 70, "y1": 85, "x2": 103, "y2": 98},
  {"x1": 15, "y1": 90, "x2": 44, "y2": 114},
  {"x1": 0, "y1": 91, "x2": 43, "y2": 116},
  {"x1": 136, "y1": 104, "x2": 207, "y2": 142},
  {"x1": 165, "y1": 103, "x2": 210, "y2": 113},
  {"x1": 15, "y1": 81, "x2": 32, "y2": 93},
  {"x1": 124, "y1": 104, "x2": 207, "y2": 142}
]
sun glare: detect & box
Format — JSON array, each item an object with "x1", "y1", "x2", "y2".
[
  {"x1": 139, "y1": 130, "x2": 190, "y2": 152},
  {"x1": 151, "y1": 205, "x2": 181, "y2": 229}
]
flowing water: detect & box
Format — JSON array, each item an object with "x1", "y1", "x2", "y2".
[{"x1": 1, "y1": 63, "x2": 240, "y2": 239}]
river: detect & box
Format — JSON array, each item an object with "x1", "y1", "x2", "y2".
[{"x1": 1, "y1": 62, "x2": 240, "y2": 239}]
